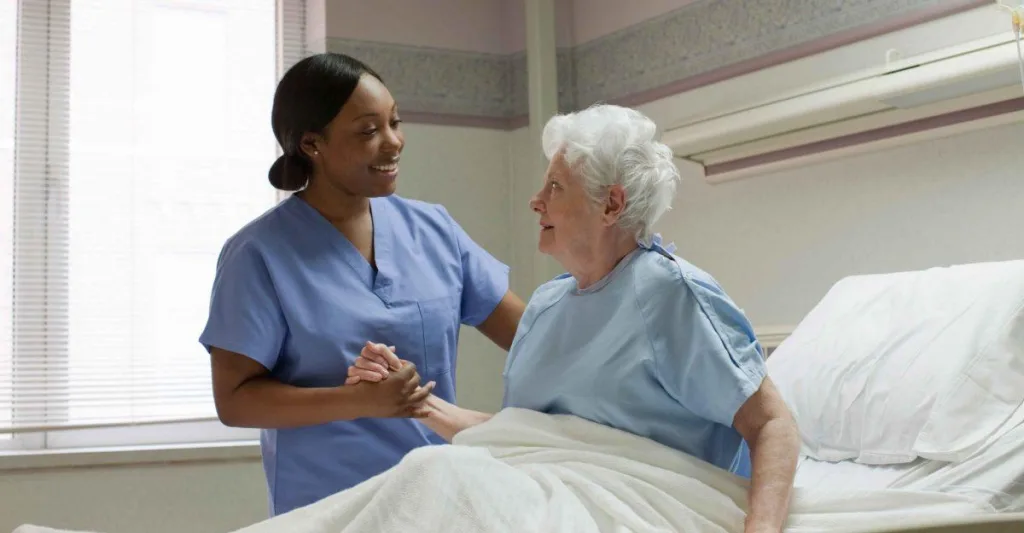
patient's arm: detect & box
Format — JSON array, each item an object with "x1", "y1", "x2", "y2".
[
  {"x1": 733, "y1": 376, "x2": 800, "y2": 533},
  {"x1": 419, "y1": 394, "x2": 494, "y2": 442}
]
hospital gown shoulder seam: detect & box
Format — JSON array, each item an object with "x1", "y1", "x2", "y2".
[
  {"x1": 628, "y1": 256, "x2": 660, "y2": 369},
  {"x1": 630, "y1": 251, "x2": 689, "y2": 303},
  {"x1": 515, "y1": 277, "x2": 573, "y2": 336}
]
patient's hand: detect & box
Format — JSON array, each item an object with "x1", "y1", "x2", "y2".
[{"x1": 345, "y1": 342, "x2": 402, "y2": 385}]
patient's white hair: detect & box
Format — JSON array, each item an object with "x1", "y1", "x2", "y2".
[{"x1": 541, "y1": 104, "x2": 680, "y2": 245}]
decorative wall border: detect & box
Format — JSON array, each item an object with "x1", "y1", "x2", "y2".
[
  {"x1": 325, "y1": 38, "x2": 519, "y2": 129},
  {"x1": 327, "y1": 0, "x2": 990, "y2": 130}
]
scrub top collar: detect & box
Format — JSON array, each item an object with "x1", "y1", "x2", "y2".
[{"x1": 285, "y1": 194, "x2": 396, "y2": 305}]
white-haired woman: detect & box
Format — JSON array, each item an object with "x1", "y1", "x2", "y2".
[{"x1": 350, "y1": 104, "x2": 800, "y2": 533}]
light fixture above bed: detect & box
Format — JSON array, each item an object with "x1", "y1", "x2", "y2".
[{"x1": 662, "y1": 30, "x2": 1024, "y2": 183}]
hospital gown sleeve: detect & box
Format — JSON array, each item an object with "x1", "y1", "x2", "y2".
[
  {"x1": 643, "y1": 265, "x2": 767, "y2": 428},
  {"x1": 198, "y1": 239, "x2": 287, "y2": 371},
  {"x1": 439, "y1": 206, "x2": 511, "y2": 327}
]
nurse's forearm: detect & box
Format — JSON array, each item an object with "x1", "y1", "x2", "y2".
[
  {"x1": 420, "y1": 395, "x2": 493, "y2": 442},
  {"x1": 219, "y1": 376, "x2": 373, "y2": 428}
]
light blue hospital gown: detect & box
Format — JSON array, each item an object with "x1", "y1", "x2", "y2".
[
  {"x1": 502, "y1": 238, "x2": 766, "y2": 476},
  {"x1": 199, "y1": 194, "x2": 509, "y2": 516}
]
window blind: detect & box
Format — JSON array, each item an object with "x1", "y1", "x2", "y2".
[{"x1": 2, "y1": 0, "x2": 307, "y2": 442}]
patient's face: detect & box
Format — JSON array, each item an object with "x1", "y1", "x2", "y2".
[{"x1": 529, "y1": 152, "x2": 604, "y2": 262}]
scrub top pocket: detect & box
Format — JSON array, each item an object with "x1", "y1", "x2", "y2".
[{"x1": 417, "y1": 295, "x2": 460, "y2": 377}]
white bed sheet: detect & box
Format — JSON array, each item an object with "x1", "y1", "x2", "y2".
[
  {"x1": 794, "y1": 404, "x2": 1024, "y2": 512},
  {"x1": 795, "y1": 456, "x2": 919, "y2": 491},
  {"x1": 12, "y1": 408, "x2": 1004, "y2": 533}
]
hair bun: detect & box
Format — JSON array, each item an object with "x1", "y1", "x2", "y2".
[{"x1": 268, "y1": 154, "x2": 309, "y2": 191}]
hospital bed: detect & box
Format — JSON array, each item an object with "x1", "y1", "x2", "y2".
[
  {"x1": 11, "y1": 259, "x2": 1024, "y2": 532},
  {"x1": 767, "y1": 258, "x2": 1024, "y2": 532}
]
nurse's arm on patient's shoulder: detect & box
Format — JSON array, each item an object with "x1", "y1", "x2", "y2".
[{"x1": 211, "y1": 347, "x2": 434, "y2": 429}]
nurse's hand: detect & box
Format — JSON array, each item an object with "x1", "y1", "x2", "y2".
[
  {"x1": 345, "y1": 342, "x2": 402, "y2": 385},
  {"x1": 350, "y1": 361, "x2": 436, "y2": 419}
]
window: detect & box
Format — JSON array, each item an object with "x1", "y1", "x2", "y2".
[
  {"x1": 2, "y1": 0, "x2": 306, "y2": 451},
  {"x1": 1, "y1": 0, "x2": 16, "y2": 447}
]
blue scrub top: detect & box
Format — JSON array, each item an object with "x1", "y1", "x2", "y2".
[
  {"x1": 502, "y1": 239, "x2": 766, "y2": 476},
  {"x1": 199, "y1": 194, "x2": 509, "y2": 516}
]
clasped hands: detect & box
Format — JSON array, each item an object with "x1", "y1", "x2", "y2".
[{"x1": 345, "y1": 341, "x2": 436, "y2": 418}]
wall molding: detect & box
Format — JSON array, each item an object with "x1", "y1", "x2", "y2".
[
  {"x1": 756, "y1": 325, "x2": 795, "y2": 349},
  {"x1": 327, "y1": 0, "x2": 989, "y2": 129}
]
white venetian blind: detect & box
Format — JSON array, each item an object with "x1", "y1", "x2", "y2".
[
  {"x1": 1, "y1": 0, "x2": 17, "y2": 441},
  {"x1": 2, "y1": 0, "x2": 307, "y2": 441}
]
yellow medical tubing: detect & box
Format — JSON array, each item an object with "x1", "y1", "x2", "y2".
[{"x1": 997, "y1": 0, "x2": 1024, "y2": 94}]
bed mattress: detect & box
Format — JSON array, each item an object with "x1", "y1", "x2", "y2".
[{"x1": 794, "y1": 406, "x2": 1024, "y2": 512}]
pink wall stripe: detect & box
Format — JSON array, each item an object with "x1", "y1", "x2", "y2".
[
  {"x1": 400, "y1": 111, "x2": 515, "y2": 130},
  {"x1": 401, "y1": 111, "x2": 529, "y2": 131}
]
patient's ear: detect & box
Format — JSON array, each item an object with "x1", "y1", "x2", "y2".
[{"x1": 602, "y1": 185, "x2": 626, "y2": 226}]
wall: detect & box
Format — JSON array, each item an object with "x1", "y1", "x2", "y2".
[
  {"x1": 654, "y1": 121, "x2": 1024, "y2": 328},
  {"x1": 636, "y1": 4, "x2": 1022, "y2": 328},
  {"x1": 1, "y1": 461, "x2": 267, "y2": 533},
  {"x1": 324, "y1": 0, "x2": 518, "y2": 54},
  {"x1": 564, "y1": 0, "x2": 698, "y2": 45}
]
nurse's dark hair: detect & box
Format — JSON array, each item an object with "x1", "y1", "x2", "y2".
[{"x1": 268, "y1": 53, "x2": 383, "y2": 191}]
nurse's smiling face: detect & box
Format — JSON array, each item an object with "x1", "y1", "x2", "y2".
[{"x1": 302, "y1": 74, "x2": 405, "y2": 198}]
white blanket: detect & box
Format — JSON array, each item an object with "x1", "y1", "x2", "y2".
[{"x1": 13, "y1": 408, "x2": 1002, "y2": 533}]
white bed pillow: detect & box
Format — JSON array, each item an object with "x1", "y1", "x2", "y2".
[{"x1": 767, "y1": 260, "x2": 1024, "y2": 465}]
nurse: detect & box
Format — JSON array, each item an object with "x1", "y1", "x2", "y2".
[{"x1": 198, "y1": 52, "x2": 525, "y2": 517}]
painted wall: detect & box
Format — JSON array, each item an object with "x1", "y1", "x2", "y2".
[
  {"x1": 565, "y1": 0, "x2": 698, "y2": 45},
  {"x1": 637, "y1": 5, "x2": 1023, "y2": 327},
  {"x1": 654, "y1": 121, "x2": 1024, "y2": 328},
  {"x1": 324, "y1": 0, "x2": 516, "y2": 53},
  {"x1": 0, "y1": 461, "x2": 267, "y2": 533},
  {"x1": 319, "y1": 0, "x2": 699, "y2": 53},
  {"x1": 319, "y1": 0, "x2": 688, "y2": 54}
]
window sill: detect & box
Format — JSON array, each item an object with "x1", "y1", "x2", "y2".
[{"x1": 0, "y1": 440, "x2": 262, "y2": 472}]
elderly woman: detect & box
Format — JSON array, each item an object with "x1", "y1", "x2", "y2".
[{"x1": 350, "y1": 104, "x2": 800, "y2": 533}]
